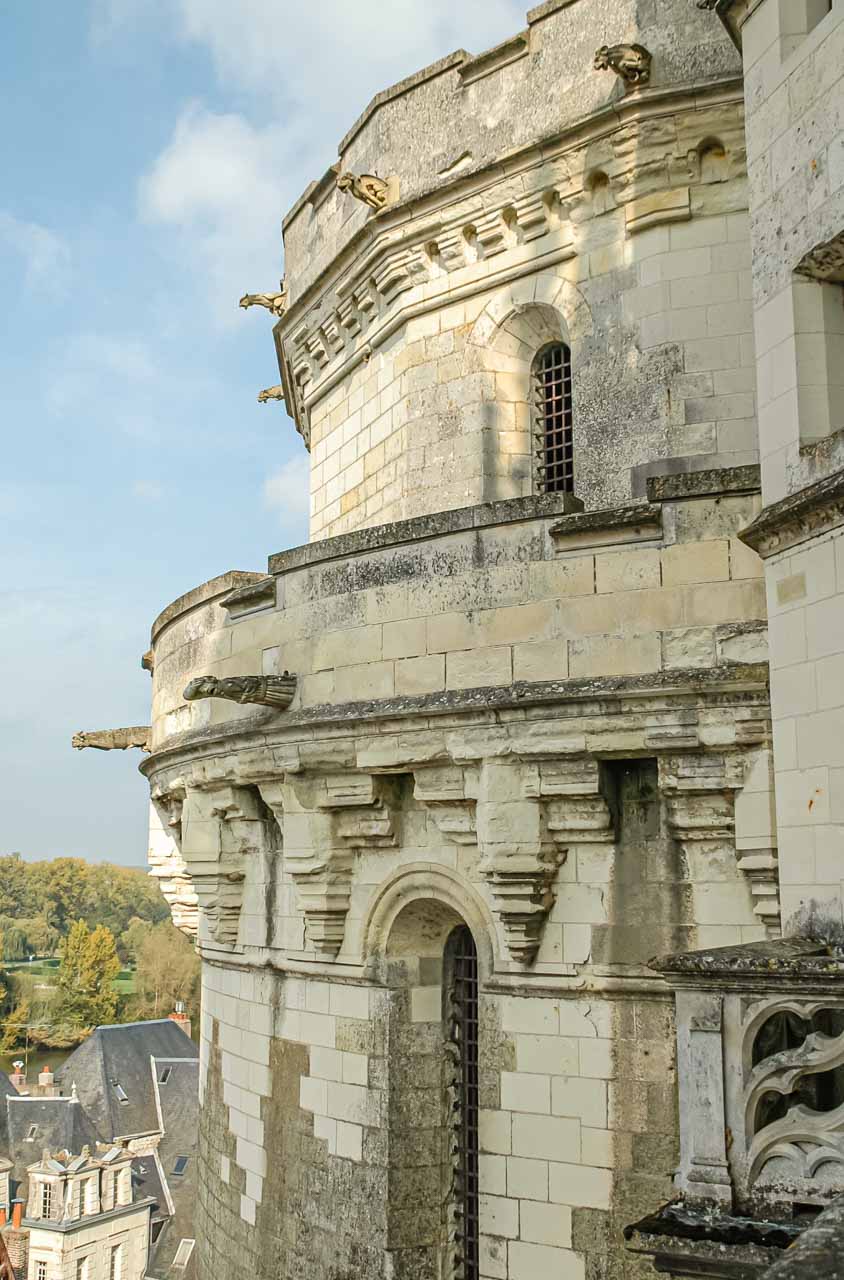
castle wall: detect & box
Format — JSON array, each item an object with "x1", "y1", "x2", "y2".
[{"x1": 736, "y1": 0, "x2": 844, "y2": 937}]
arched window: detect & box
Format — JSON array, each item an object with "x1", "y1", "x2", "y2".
[
  {"x1": 533, "y1": 342, "x2": 574, "y2": 494},
  {"x1": 445, "y1": 925, "x2": 479, "y2": 1279}
]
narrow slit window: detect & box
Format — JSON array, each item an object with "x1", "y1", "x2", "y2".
[
  {"x1": 534, "y1": 343, "x2": 574, "y2": 494},
  {"x1": 446, "y1": 926, "x2": 479, "y2": 1280}
]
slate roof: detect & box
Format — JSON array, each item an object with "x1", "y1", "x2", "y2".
[
  {"x1": 55, "y1": 1020, "x2": 197, "y2": 1142},
  {"x1": 1, "y1": 1097, "x2": 100, "y2": 1199},
  {"x1": 142, "y1": 1058, "x2": 199, "y2": 1280}
]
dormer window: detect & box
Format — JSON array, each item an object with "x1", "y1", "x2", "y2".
[
  {"x1": 26, "y1": 1125, "x2": 38, "y2": 1141},
  {"x1": 533, "y1": 343, "x2": 574, "y2": 495},
  {"x1": 113, "y1": 1083, "x2": 128, "y2": 1105}
]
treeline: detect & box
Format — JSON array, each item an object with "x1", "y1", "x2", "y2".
[
  {"x1": 0, "y1": 854, "x2": 169, "y2": 960},
  {"x1": 0, "y1": 855, "x2": 199, "y2": 1052},
  {"x1": 0, "y1": 918, "x2": 200, "y2": 1051}
]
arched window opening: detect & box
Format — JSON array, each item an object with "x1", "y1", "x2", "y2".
[
  {"x1": 445, "y1": 925, "x2": 479, "y2": 1280},
  {"x1": 698, "y1": 138, "x2": 728, "y2": 184},
  {"x1": 533, "y1": 343, "x2": 574, "y2": 494}
]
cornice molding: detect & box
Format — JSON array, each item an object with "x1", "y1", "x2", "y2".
[{"x1": 739, "y1": 468, "x2": 844, "y2": 558}]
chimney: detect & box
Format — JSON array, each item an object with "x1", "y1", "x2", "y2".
[
  {"x1": 9, "y1": 1063, "x2": 26, "y2": 1094},
  {"x1": 11, "y1": 1201, "x2": 23, "y2": 1229},
  {"x1": 0, "y1": 1207, "x2": 6, "y2": 1226},
  {"x1": 169, "y1": 1002, "x2": 191, "y2": 1040}
]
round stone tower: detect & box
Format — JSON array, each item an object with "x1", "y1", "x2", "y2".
[{"x1": 142, "y1": 4, "x2": 776, "y2": 1278}]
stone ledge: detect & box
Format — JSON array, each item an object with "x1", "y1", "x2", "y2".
[
  {"x1": 651, "y1": 937, "x2": 843, "y2": 979},
  {"x1": 761, "y1": 1197, "x2": 844, "y2": 1280},
  {"x1": 625, "y1": 1201, "x2": 801, "y2": 1279},
  {"x1": 549, "y1": 502, "x2": 662, "y2": 550},
  {"x1": 268, "y1": 492, "x2": 583, "y2": 575},
  {"x1": 151, "y1": 571, "x2": 264, "y2": 645},
  {"x1": 142, "y1": 663, "x2": 770, "y2": 772},
  {"x1": 646, "y1": 464, "x2": 761, "y2": 503},
  {"x1": 738, "y1": 467, "x2": 844, "y2": 558},
  {"x1": 222, "y1": 576, "x2": 276, "y2": 617}
]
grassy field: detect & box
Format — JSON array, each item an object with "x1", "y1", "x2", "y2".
[{"x1": 5, "y1": 957, "x2": 135, "y2": 992}]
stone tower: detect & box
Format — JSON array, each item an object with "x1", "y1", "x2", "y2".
[{"x1": 128, "y1": 1, "x2": 844, "y2": 1277}]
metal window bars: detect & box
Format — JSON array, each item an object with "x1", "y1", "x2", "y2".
[
  {"x1": 446, "y1": 926, "x2": 480, "y2": 1280},
  {"x1": 534, "y1": 343, "x2": 574, "y2": 494}
]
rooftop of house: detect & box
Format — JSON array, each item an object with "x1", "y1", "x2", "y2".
[{"x1": 54, "y1": 1019, "x2": 197, "y2": 1142}]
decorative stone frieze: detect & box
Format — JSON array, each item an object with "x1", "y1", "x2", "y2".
[
  {"x1": 148, "y1": 780, "x2": 199, "y2": 936},
  {"x1": 180, "y1": 784, "x2": 271, "y2": 947},
  {"x1": 183, "y1": 673, "x2": 297, "y2": 709},
  {"x1": 71, "y1": 727, "x2": 150, "y2": 752},
  {"x1": 593, "y1": 43, "x2": 652, "y2": 87}
]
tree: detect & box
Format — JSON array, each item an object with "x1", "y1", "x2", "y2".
[
  {"x1": 52, "y1": 920, "x2": 120, "y2": 1034},
  {"x1": 1, "y1": 997, "x2": 29, "y2": 1054},
  {"x1": 119, "y1": 917, "x2": 154, "y2": 966},
  {"x1": 131, "y1": 923, "x2": 200, "y2": 1021}
]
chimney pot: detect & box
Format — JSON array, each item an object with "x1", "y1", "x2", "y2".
[{"x1": 11, "y1": 1200, "x2": 23, "y2": 1229}]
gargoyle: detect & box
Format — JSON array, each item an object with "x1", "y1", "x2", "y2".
[
  {"x1": 258, "y1": 385, "x2": 285, "y2": 404},
  {"x1": 239, "y1": 283, "x2": 288, "y2": 318},
  {"x1": 593, "y1": 43, "x2": 652, "y2": 86},
  {"x1": 72, "y1": 727, "x2": 151, "y2": 752},
  {"x1": 183, "y1": 674, "x2": 297, "y2": 710},
  {"x1": 335, "y1": 169, "x2": 390, "y2": 211}
]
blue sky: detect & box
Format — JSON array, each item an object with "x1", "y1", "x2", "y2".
[{"x1": 2, "y1": 0, "x2": 527, "y2": 866}]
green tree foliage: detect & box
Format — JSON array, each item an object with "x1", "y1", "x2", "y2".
[
  {"x1": 0, "y1": 854, "x2": 169, "y2": 942},
  {"x1": 52, "y1": 920, "x2": 121, "y2": 1034},
  {"x1": 131, "y1": 922, "x2": 200, "y2": 1021}
]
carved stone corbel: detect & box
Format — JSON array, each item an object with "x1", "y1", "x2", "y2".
[
  {"x1": 262, "y1": 773, "x2": 399, "y2": 958},
  {"x1": 413, "y1": 766, "x2": 478, "y2": 845},
  {"x1": 149, "y1": 782, "x2": 199, "y2": 937},
  {"x1": 180, "y1": 784, "x2": 269, "y2": 946}
]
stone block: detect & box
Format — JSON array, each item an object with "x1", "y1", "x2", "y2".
[
  {"x1": 334, "y1": 660, "x2": 395, "y2": 703},
  {"x1": 501, "y1": 1072, "x2": 551, "y2": 1115},
  {"x1": 512, "y1": 1114, "x2": 580, "y2": 1163},
  {"x1": 395, "y1": 654, "x2": 445, "y2": 695},
  {"x1": 520, "y1": 1201, "x2": 573, "y2": 1249},
  {"x1": 509, "y1": 1242, "x2": 584, "y2": 1280},
  {"x1": 595, "y1": 548, "x2": 661, "y2": 594},
  {"x1": 480, "y1": 1109, "x2": 512, "y2": 1155},
  {"x1": 513, "y1": 640, "x2": 568, "y2": 683},
  {"x1": 506, "y1": 1156, "x2": 549, "y2": 1201},
  {"x1": 662, "y1": 541, "x2": 729, "y2": 586},
  {"x1": 479, "y1": 1193, "x2": 519, "y2": 1239},
  {"x1": 515, "y1": 1036, "x2": 579, "y2": 1076},
  {"x1": 568, "y1": 633, "x2": 660, "y2": 678},
  {"x1": 551, "y1": 1078, "x2": 608, "y2": 1128},
  {"x1": 446, "y1": 645, "x2": 512, "y2": 690},
  {"x1": 382, "y1": 618, "x2": 427, "y2": 659},
  {"x1": 549, "y1": 1162, "x2": 612, "y2": 1210}
]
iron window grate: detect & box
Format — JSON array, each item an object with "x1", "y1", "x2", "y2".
[
  {"x1": 534, "y1": 343, "x2": 574, "y2": 494},
  {"x1": 448, "y1": 926, "x2": 479, "y2": 1280}
]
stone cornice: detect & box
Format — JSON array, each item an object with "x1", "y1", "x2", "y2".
[
  {"x1": 151, "y1": 570, "x2": 264, "y2": 646},
  {"x1": 275, "y1": 77, "x2": 745, "y2": 444},
  {"x1": 738, "y1": 467, "x2": 844, "y2": 558},
  {"x1": 140, "y1": 664, "x2": 770, "y2": 782}
]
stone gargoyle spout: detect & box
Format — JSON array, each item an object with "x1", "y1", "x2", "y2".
[
  {"x1": 593, "y1": 43, "x2": 652, "y2": 86},
  {"x1": 72, "y1": 727, "x2": 151, "y2": 752},
  {"x1": 183, "y1": 674, "x2": 297, "y2": 710}
]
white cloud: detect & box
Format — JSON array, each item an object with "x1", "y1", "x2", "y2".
[
  {"x1": 263, "y1": 453, "x2": 310, "y2": 526},
  {"x1": 138, "y1": 105, "x2": 289, "y2": 323},
  {"x1": 0, "y1": 211, "x2": 70, "y2": 295},
  {"x1": 132, "y1": 480, "x2": 165, "y2": 501}
]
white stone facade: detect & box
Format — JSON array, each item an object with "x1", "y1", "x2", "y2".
[{"x1": 126, "y1": 3, "x2": 828, "y2": 1278}]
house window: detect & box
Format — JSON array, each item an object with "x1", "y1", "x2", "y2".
[
  {"x1": 172, "y1": 1240, "x2": 195, "y2": 1269},
  {"x1": 533, "y1": 343, "x2": 574, "y2": 494},
  {"x1": 109, "y1": 1244, "x2": 123, "y2": 1280},
  {"x1": 445, "y1": 926, "x2": 479, "y2": 1280},
  {"x1": 113, "y1": 1083, "x2": 128, "y2": 1105},
  {"x1": 83, "y1": 1176, "x2": 97, "y2": 1214},
  {"x1": 76, "y1": 1258, "x2": 90, "y2": 1280},
  {"x1": 172, "y1": 1157, "x2": 189, "y2": 1177},
  {"x1": 26, "y1": 1125, "x2": 39, "y2": 1141},
  {"x1": 40, "y1": 1184, "x2": 52, "y2": 1219},
  {"x1": 34, "y1": 1262, "x2": 47, "y2": 1280},
  {"x1": 158, "y1": 1067, "x2": 172, "y2": 1084}
]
